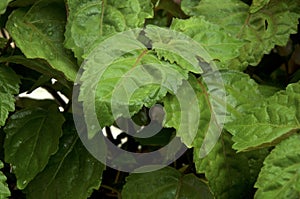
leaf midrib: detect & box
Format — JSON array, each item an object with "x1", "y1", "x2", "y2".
[{"x1": 43, "y1": 136, "x2": 79, "y2": 194}]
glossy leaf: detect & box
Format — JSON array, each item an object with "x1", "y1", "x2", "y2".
[
  {"x1": 227, "y1": 81, "x2": 300, "y2": 151},
  {"x1": 182, "y1": 0, "x2": 300, "y2": 70},
  {"x1": 64, "y1": 0, "x2": 153, "y2": 61},
  {"x1": 25, "y1": 114, "x2": 105, "y2": 199},
  {"x1": 0, "y1": 0, "x2": 13, "y2": 14},
  {"x1": 6, "y1": 0, "x2": 78, "y2": 81},
  {"x1": 0, "y1": 65, "x2": 20, "y2": 127},
  {"x1": 0, "y1": 56, "x2": 70, "y2": 87},
  {"x1": 170, "y1": 16, "x2": 244, "y2": 68},
  {"x1": 4, "y1": 106, "x2": 65, "y2": 189},
  {"x1": 255, "y1": 134, "x2": 300, "y2": 198},
  {"x1": 122, "y1": 167, "x2": 213, "y2": 199},
  {"x1": 0, "y1": 161, "x2": 10, "y2": 198}
]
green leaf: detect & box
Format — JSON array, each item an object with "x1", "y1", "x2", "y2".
[
  {"x1": 244, "y1": 148, "x2": 270, "y2": 186},
  {"x1": 170, "y1": 16, "x2": 244, "y2": 68},
  {"x1": 0, "y1": 161, "x2": 10, "y2": 199},
  {"x1": 6, "y1": 0, "x2": 78, "y2": 81},
  {"x1": 25, "y1": 114, "x2": 105, "y2": 199},
  {"x1": 0, "y1": 56, "x2": 71, "y2": 87},
  {"x1": 163, "y1": 70, "x2": 261, "y2": 149},
  {"x1": 80, "y1": 48, "x2": 188, "y2": 138},
  {"x1": 216, "y1": 71, "x2": 298, "y2": 151},
  {"x1": 194, "y1": 132, "x2": 252, "y2": 199},
  {"x1": 15, "y1": 98, "x2": 59, "y2": 110},
  {"x1": 94, "y1": 50, "x2": 187, "y2": 126},
  {"x1": 155, "y1": 0, "x2": 188, "y2": 19},
  {"x1": 122, "y1": 166, "x2": 213, "y2": 199},
  {"x1": 254, "y1": 134, "x2": 300, "y2": 199},
  {"x1": 258, "y1": 85, "x2": 281, "y2": 97},
  {"x1": 145, "y1": 25, "x2": 205, "y2": 74},
  {"x1": 163, "y1": 75, "x2": 211, "y2": 147},
  {"x1": 0, "y1": 0, "x2": 13, "y2": 14},
  {"x1": 8, "y1": 0, "x2": 38, "y2": 8},
  {"x1": 4, "y1": 106, "x2": 65, "y2": 189},
  {"x1": 181, "y1": 0, "x2": 249, "y2": 35},
  {"x1": 135, "y1": 128, "x2": 174, "y2": 146},
  {"x1": 64, "y1": 0, "x2": 153, "y2": 61},
  {"x1": 0, "y1": 38, "x2": 7, "y2": 49},
  {"x1": 182, "y1": 0, "x2": 300, "y2": 70},
  {"x1": 250, "y1": 0, "x2": 270, "y2": 13},
  {"x1": 219, "y1": 70, "x2": 264, "y2": 122},
  {"x1": 227, "y1": 81, "x2": 300, "y2": 151},
  {"x1": 0, "y1": 65, "x2": 20, "y2": 127}
]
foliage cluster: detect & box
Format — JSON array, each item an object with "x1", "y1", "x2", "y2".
[{"x1": 0, "y1": 0, "x2": 299, "y2": 198}]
